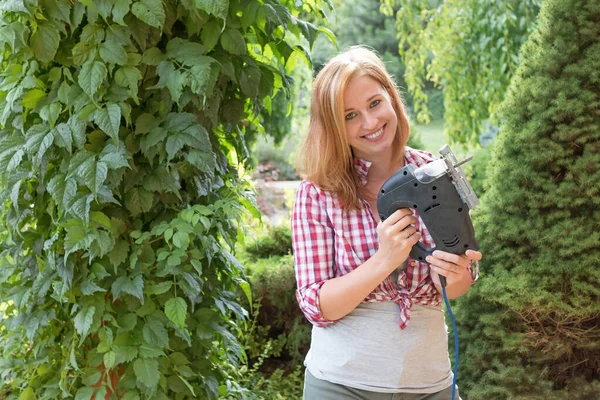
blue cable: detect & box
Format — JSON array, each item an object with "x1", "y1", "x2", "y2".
[{"x1": 442, "y1": 285, "x2": 458, "y2": 400}]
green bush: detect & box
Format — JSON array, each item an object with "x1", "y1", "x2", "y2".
[
  {"x1": 465, "y1": 143, "x2": 493, "y2": 196},
  {"x1": 0, "y1": 1, "x2": 331, "y2": 399},
  {"x1": 231, "y1": 247, "x2": 310, "y2": 399},
  {"x1": 455, "y1": 0, "x2": 600, "y2": 398},
  {"x1": 240, "y1": 252, "x2": 310, "y2": 365},
  {"x1": 245, "y1": 224, "x2": 293, "y2": 259},
  {"x1": 222, "y1": 362, "x2": 304, "y2": 400},
  {"x1": 406, "y1": 126, "x2": 425, "y2": 150}
]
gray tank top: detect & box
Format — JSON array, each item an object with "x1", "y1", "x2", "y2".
[{"x1": 305, "y1": 301, "x2": 453, "y2": 393}]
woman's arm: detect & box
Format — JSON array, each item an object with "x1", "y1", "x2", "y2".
[
  {"x1": 292, "y1": 182, "x2": 421, "y2": 324},
  {"x1": 318, "y1": 208, "x2": 420, "y2": 321}
]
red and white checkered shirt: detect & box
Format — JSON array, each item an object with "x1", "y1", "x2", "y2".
[{"x1": 292, "y1": 147, "x2": 441, "y2": 330}]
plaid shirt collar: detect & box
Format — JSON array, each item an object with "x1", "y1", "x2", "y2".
[{"x1": 353, "y1": 157, "x2": 371, "y2": 186}]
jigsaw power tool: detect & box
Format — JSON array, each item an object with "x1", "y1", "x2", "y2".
[{"x1": 376, "y1": 145, "x2": 480, "y2": 287}]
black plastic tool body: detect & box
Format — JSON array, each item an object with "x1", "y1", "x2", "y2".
[{"x1": 376, "y1": 163, "x2": 478, "y2": 284}]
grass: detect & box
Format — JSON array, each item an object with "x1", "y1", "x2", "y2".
[
  {"x1": 413, "y1": 119, "x2": 447, "y2": 154},
  {"x1": 412, "y1": 119, "x2": 480, "y2": 162}
]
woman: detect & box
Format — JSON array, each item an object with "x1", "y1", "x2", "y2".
[{"x1": 291, "y1": 46, "x2": 482, "y2": 399}]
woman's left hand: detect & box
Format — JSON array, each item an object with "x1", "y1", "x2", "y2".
[{"x1": 426, "y1": 249, "x2": 482, "y2": 298}]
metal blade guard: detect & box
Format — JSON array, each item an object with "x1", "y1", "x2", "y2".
[{"x1": 376, "y1": 145, "x2": 480, "y2": 263}]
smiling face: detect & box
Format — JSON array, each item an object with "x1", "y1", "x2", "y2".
[{"x1": 343, "y1": 74, "x2": 398, "y2": 163}]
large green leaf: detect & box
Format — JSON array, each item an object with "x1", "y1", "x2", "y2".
[
  {"x1": 18, "y1": 387, "x2": 35, "y2": 400},
  {"x1": 93, "y1": 103, "x2": 122, "y2": 140},
  {"x1": 30, "y1": 22, "x2": 60, "y2": 63},
  {"x1": 100, "y1": 142, "x2": 130, "y2": 170},
  {"x1": 200, "y1": 20, "x2": 221, "y2": 52},
  {"x1": 133, "y1": 358, "x2": 160, "y2": 390},
  {"x1": 112, "y1": 275, "x2": 144, "y2": 301},
  {"x1": 22, "y1": 89, "x2": 46, "y2": 109},
  {"x1": 220, "y1": 28, "x2": 246, "y2": 55},
  {"x1": 80, "y1": 280, "x2": 106, "y2": 296},
  {"x1": 153, "y1": 61, "x2": 185, "y2": 102},
  {"x1": 100, "y1": 39, "x2": 128, "y2": 65},
  {"x1": 53, "y1": 123, "x2": 73, "y2": 152},
  {"x1": 165, "y1": 38, "x2": 210, "y2": 66},
  {"x1": 131, "y1": 0, "x2": 165, "y2": 29},
  {"x1": 39, "y1": 102, "x2": 62, "y2": 128},
  {"x1": 74, "y1": 387, "x2": 95, "y2": 400},
  {"x1": 43, "y1": 0, "x2": 71, "y2": 23},
  {"x1": 64, "y1": 219, "x2": 94, "y2": 256},
  {"x1": 67, "y1": 150, "x2": 93, "y2": 175},
  {"x1": 80, "y1": 160, "x2": 108, "y2": 195},
  {"x1": 125, "y1": 187, "x2": 153, "y2": 216},
  {"x1": 191, "y1": 0, "x2": 229, "y2": 20},
  {"x1": 164, "y1": 297, "x2": 187, "y2": 329},
  {"x1": 141, "y1": 47, "x2": 166, "y2": 66},
  {"x1": 74, "y1": 306, "x2": 96, "y2": 338},
  {"x1": 114, "y1": 345, "x2": 138, "y2": 364},
  {"x1": 142, "y1": 317, "x2": 169, "y2": 348},
  {"x1": 0, "y1": 0, "x2": 28, "y2": 13},
  {"x1": 112, "y1": 0, "x2": 132, "y2": 25},
  {"x1": 78, "y1": 60, "x2": 108, "y2": 97},
  {"x1": 47, "y1": 173, "x2": 77, "y2": 206},
  {"x1": 25, "y1": 125, "x2": 53, "y2": 166},
  {"x1": 188, "y1": 63, "x2": 214, "y2": 95},
  {"x1": 108, "y1": 239, "x2": 129, "y2": 269},
  {"x1": 115, "y1": 66, "x2": 142, "y2": 100}
]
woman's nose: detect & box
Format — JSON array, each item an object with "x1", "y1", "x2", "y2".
[{"x1": 362, "y1": 112, "x2": 377, "y2": 130}]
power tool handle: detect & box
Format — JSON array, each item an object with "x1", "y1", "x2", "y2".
[{"x1": 410, "y1": 243, "x2": 447, "y2": 287}]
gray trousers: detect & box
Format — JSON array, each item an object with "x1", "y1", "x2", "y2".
[{"x1": 303, "y1": 369, "x2": 461, "y2": 400}]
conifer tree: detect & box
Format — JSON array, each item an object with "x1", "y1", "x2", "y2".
[{"x1": 454, "y1": 0, "x2": 600, "y2": 398}]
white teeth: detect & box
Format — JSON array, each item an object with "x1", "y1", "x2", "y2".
[{"x1": 364, "y1": 127, "x2": 383, "y2": 140}]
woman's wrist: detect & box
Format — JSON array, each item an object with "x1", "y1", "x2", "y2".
[{"x1": 369, "y1": 250, "x2": 400, "y2": 276}]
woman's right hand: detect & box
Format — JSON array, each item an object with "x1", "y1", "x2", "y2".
[{"x1": 375, "y1": 208, "x2": 421, "y2": 273}]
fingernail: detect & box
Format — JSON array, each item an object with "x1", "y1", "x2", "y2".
[{"x1": 426, "y1": 256, "x2": 432, "y2": 262}]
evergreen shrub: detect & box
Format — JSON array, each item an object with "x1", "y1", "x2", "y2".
[
  {"x1": 465, "y1": 144, "x2": 493, "y2": 196},
  {"x1": 455, "y1": 0, "x2": 600, "y2": 398},
  {"x1": 245, "y1": 223, "x2": 293, "y2": 259},
  {"x1": 240, "y1": 250, "x2": 310, "y2": 365}
]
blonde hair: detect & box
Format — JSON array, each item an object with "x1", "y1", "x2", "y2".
[{"x1": 296, "y1": 46, "x2": 411, "y2": 209}]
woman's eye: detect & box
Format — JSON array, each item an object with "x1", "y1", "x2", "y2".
[
  {"x1": 345, "y1": 112, "x2": 357, "y2": 120},
  {"x1": 370, "y1": 99, "x2": 381, "y2": 108}
]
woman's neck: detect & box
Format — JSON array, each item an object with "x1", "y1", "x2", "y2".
[
  {"x1": 367, "y1": 153, "x2": 404, "y2": 183},
  {"x1": 361, "y1": 152, "x2": 405, "y2": 205}
]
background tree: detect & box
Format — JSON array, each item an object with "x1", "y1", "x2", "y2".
[
  {"x1": 311, "y1": 0, "x2": 402, "y2": 72},
  {"x1": 453, "y1": 0, "x2": 600, "y2": 398},
  {"x1": 0, "y1": 0, "x2": 332, "y2": 399},
  {"x1": 381, "y1": 0, "x2": 542, "y2": 144}
]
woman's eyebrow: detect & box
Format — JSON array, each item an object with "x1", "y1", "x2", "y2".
[{"x1": 344, "y1": 94, "x2": 380, "y2": 112}]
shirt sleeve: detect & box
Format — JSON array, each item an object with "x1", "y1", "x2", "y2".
[{"x1": 291, "y1": 181, "x2": 338, "y2": 327}]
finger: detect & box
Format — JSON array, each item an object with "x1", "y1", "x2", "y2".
[
  {"x1": 401, "y1": 225, "x2": 418, "y2": 239},
  {"x1": 465, "y1": 249, "x2": 483, "y2": 261},
  {"x1": 426, "y1": 255, "x2": 460, "y2": 272},
  {"x1": 431, "y1": 250, "x2": 466, "y2": 266},
  {"x1": 382, "y1": 208, "x2": 413, "y2": 225},
  {"x1": 394, "y1": 215, "x2": 418, "y2": 231},
  {"x1": 381, "y1": 215, "x2": 418, "y2": 236},
  {"x1": 429, "y1": 265, "x2": 453, "y2": 279},
  {"x1": 409, "y1": 231, "x2": 421, "y2": 243}
]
